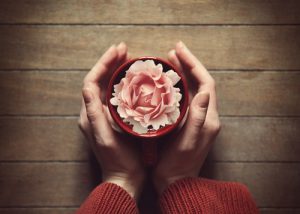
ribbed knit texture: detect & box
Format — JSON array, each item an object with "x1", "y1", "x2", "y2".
[
  {"x1": 76, "y1": 182, "x2": 138, "y2": 214},
  {"x1": 77, "y1": 178, "x2": 258, "y2": 213},
  {"x1": 160, "y1": 177, "x2": 258, "y2": 214}
]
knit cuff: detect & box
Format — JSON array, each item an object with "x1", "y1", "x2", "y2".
[
  {"x1": 77, "y1": 182, "x2": 138, "y2": 214},
  {"x1": 160, "y1": 177, "x2": 258, "y2": 214}
]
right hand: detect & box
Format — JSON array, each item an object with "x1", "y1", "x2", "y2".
[{"x1": 153, "y1": 41, "x2": 221, "y2": 195}]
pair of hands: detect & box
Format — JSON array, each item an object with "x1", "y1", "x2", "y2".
[{"x1": 78, "y1": 41, "x2": 220, "y2": 200}]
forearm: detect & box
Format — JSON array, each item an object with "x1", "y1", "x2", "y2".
[
  {"x1": 76, "y1": 182, "x2": 139, "y2": 214},
  {"x1": 159, "y1": 177, "x2": 258, "y2": 214}
]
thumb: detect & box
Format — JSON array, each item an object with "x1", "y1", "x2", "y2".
[
  {"x1": 82, "y1": 86, "x2": 104, "y2": 124},
  {"x1": 82, "y1": 86, "x2": 113, "y2": 140},
  {"x1": 184, "y1": 91, "x2": 210, "y2": 137},
  {"x1": 82, "y1": 86, "x2": 117, "y2": 148}
]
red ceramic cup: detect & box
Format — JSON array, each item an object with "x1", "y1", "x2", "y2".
[{"x1": 107, "y1": 57, "x2": 189, "y2": 165}]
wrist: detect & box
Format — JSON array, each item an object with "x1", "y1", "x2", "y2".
[
  {"x1": 103, "y1": 172, "x2": 145, "y2": 200},
  {"x1": 153, "y1": 171, "x2": 195, "y2": 195}
]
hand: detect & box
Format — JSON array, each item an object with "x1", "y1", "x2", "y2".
[
  {"x1": 153, "y1": 41, "x2": 221, "y2": 195},
  {"x1": 78, "y1": 43, "x2": 145, "y2": 200}
]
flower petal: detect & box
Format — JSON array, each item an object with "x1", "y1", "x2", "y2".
[
  {"x1": 117, "y1": 105, "x2": 127, "y2": 118},
  {"x1": 111, "y1": 59, "x2": 183, "y2": 133},
  {"x1": 166, "y1": 70, "x2": 181, "y2": 85},
  {"x1": 168, "y1": 108, "x2": 180, "y2": 123},
  {"x1": 124, "y1": 117, "x2": 148, "y2": 134},
  {"x1": 150, "y1": 87, "x2": 162, "y2": 106},
  {"x1": 149, "y1": 114, "x2": 169, "y2": 130},
  {"x1": 135, "y1": 106, "x2": 154, "y2": 114},
  {"x1": 128, "y1": 60, "x2": 147, "y2": 73},
  {"x1": 110, "y1": 97, "x2": 119, "y2": 106}
]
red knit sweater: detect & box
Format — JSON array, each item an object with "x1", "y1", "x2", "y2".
[{"x1": 77, "y1": 178, "x2": 258, "y2": 214}]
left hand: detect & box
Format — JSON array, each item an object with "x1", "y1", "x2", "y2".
[
  {"x1": 153, "y1": 41, "x2": 221, "y2": 194},
  {"x1": 78, "y1": 43, "x2": 145, "y2": 200}
]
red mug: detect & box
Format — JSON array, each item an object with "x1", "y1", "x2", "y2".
[{"x1": 107, "y1": 57, "x2": 189, "y2": 166}]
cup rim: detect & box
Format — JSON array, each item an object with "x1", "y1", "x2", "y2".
[{"x1": 107, "y1": 56, "x2": 189, "y2": 138}]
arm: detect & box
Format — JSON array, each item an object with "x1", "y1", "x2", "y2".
[
  {"x1": 160, "y1": 178, "x2": 258, "y2": 214},
  {"x1": 77, "y1": 183, "x2": 138, "y2": 214}
]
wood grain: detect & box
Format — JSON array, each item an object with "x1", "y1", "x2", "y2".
[
  {"x1": 0, "y1": 71, "x2": 85, "y2": 115},
  {"x1": 212, "y1": 117, "x2": 300, "y2": 161},
  {"x1": 0, "y1": 163, "x2": 299, "y2": 207},
  {"x1": 0, "y1": 163, "x2": 98, "y2": 207},
  {"x1": 0, "y1": 0, "x2": 299, "y2": 24},
  {"x1": 0, "y1": 117, "x2": 299, "y2": 162},
  {"x1": 0, "y1": 26, "x2": 299, "y2": 70},
  {"x1": 0, "y1": 118, "x2": 88, "y2": 161},
  {"x1": 0, "y1": 0, "x2": 298, "y2": 211},
  {"x1": 0, "y1": 71, "x2": 299, "y2": 116},
  {"x1": 260, "y1": 209, "x2": 300, "y2": 214}
]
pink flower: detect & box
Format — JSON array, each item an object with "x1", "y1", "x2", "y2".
[{"x1": 110, "y1": 60, "x2": 182, "y2": 134}]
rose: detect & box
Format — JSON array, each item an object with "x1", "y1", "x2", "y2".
[{"x1": 110, "y1": 60, "x2": 182, "y2": 134}]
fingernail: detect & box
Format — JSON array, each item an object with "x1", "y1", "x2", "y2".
[
  {"x1": 168, "y1": 49, "x2": 176, "y2": 56},
  {"x1": 118, "y1": 41, "x2": 126, "y2": 48},
  {"x1": 82, "y1": 88, "x2": 94, "y2": 104},
  {"x1": 177, "y1": 41, "x2": 184, "y2": 48},
  {"x1": 109, "y1": 44, "x2": 116, "y2": 51}
]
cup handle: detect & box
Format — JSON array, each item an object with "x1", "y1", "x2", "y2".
[{"x1": 142, "y1": 140, "x2": 157, "y2": 166}]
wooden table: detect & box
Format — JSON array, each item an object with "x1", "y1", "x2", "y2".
[{"x1": 0, "y1": 1, "x2": 300, "y2": 213}]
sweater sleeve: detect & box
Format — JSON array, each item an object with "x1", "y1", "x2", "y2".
[
  {"x1": 160, "y1": 177, "x2": 258, "y2": 214},
  {"x1": 76, "y1": 182, "x2": 138, "y2": 214}
]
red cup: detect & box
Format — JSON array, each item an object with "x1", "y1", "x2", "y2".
[{"x1": 107, "y1": 57, "x2": 189, "y2": 166}]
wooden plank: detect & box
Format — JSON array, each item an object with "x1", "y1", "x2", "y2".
[
  {"x1": 0, "y1": 117, "x2": 299, "y2": 162},
  {"x1": 0, "y1": 26, "x2": 299, "y2": 70},
  {"x1": 0, "y1": 208, "x2": 76, "y2": 214},
  {"x1": 0, "y1": 163, "x2": 97, "y2": 207},
  {"x1": 0, "y1": 0, "x2": 299, "y2": 24},
  {"x1": 0, "y1": 71, "x2": 299, "y2": 116},
  {"x1": 0, "y1": 72, "x2": 85, "y2": 116},
  {"x1": 0, "y1": 163, "x2": 299, "y2": 207},
  {"x1": 215, "y1": 72, "x2": 300, "y2": 116},
  {"x1": 260, "y1": 208, "x2": 300, "y2": 214},
  {"x1": 0, "y1": 118, "x2": 89, "y2": 161},
  {"x1": 212, "y1": 117, "x2": 300, "y2": 161}
]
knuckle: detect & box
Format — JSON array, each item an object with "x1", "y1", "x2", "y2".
[
  {"x1": 179, "y1": 145, "x2": 195, "y2": 154},
  {"x1": 206, "y1": 119, "x2": 221, "y2": 134},
  {"x1": 78, "y1": 119, "x2": 87, "y2": 133},
  {"x1": 78, "y1": 118, "x2": 83, "y2": 128},
  {"x1": 190, "y1": 116, "x2": 205, "y2": 128},
  {"x1": 82, "y1": 82, "x2": 90, "y2": 93},
  {"x1": 78, "y1": 115, "x2": 89, "y2": 131},
  {"x1": 82, "y1": 76, "x2": 89, "y2": 87},
  {"x1": 208, "y1": 78, "x2": 216, "y2": 89},
  {"x1": 86, "y1": 109, "x2": 99, "y2": 122}
]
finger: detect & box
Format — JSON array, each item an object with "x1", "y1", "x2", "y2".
[
  {"x1": 116, "y1": 42, "x2": 128, "y2": 67},
  {"x1": 175, "y1": 41, "x2": 213, "y2": 84},
  {"x1": 82, "y1": 85, "x2": 116, "y2": 146},
  {"x1": 104, "y1": 105, "x2": 123, "y2": 133},
  {"x1": 175, "y1": 41, "x2": 218, "y2": 118},
  {"x1": 168, "y1": 49, "x2": 183, "y2": 72},
  {"x1": 78, "y1": 99, "x2": 94, "y2": 143},
  {"x1": 84, "y1": 44, "x2": 118, "y2": 84},
  {"x1": 178, "y1": 91, "x2": 210, "y2": 149}
]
